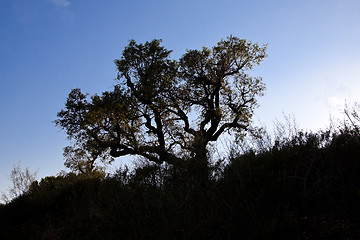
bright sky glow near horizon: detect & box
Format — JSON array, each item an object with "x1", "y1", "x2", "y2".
[{"x1": 1, "y1": 0, "x2": 360, "y2": 194}]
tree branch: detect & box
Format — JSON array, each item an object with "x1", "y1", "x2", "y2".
[{"x1": 209, "y1": 118, "x2": 247, "y2": 142}]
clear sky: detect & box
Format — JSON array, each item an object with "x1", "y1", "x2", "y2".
[{"x1": 1, "y1": 0, "x2": 360, "y2": 194}]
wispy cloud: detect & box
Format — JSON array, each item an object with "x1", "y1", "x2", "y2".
[
  {"x1": 327, "y1": 97, "x2": 343, "y2": 109},
  {"x1": 51, "y1": 0, "x2": 71, "y2": 8}
]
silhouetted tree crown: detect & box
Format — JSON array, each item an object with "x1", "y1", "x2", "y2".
[{"x1": 55, "y1": 36, "x2": 267, "y2": 174}]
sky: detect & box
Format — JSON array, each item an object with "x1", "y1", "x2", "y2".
[{"x1": 1, "y1": 0, "x2": 360, "y2": 195}]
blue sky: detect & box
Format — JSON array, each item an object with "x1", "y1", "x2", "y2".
[{"x1": 1, "y1": 0, "x2": 360, "y2": 193}]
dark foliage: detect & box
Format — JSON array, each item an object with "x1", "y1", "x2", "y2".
[
  {"x1": 55, "y1": 37, "x2": 267, "y2": 175},
  {"x1": 1, "y1": 126, "x2": 360, "y2": 239}
]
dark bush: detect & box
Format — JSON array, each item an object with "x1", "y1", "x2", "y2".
[{"x1": 1, "y1": 126, "x2": 360, "y2": 239}]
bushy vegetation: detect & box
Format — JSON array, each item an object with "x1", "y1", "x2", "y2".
[
  {"x1": 2, "y1": 37, "x2": 359, "y2": 239},
  {"x1": 1, "y1": 119, "x2": 360, "y2": 239}
]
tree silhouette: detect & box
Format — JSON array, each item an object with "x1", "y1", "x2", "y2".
[
  {"x1": 55, "y1": 36, "x2": 267, "y2": 180},
  {"x1": 1, "y1": 161, "x2": 37, "y2": 203}
]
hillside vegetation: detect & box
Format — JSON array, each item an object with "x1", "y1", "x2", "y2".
[{"x1": 1, "y1": 120, "x2": 360, "y2": 239}]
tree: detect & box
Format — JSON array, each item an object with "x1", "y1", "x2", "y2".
[
  {"x1": 55, "y1": 36, "x2": 267, "y2": 182},
  {"x1": 1, "y1": 161, "x2": 38, "y2": 203}
]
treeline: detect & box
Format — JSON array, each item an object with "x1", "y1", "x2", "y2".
[{"x1": 1, "y1": 123, "x2": 360, "y2": 239}]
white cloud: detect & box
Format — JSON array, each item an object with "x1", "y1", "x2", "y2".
[
  {"x1": 328, "y1": 96, "x2": 341, "y2": 108},
  {"x1": 51, "y1": 0, "x2": 71, "y2": 7}
]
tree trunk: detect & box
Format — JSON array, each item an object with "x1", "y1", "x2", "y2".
[{"x1": 189, "y1": 137, "x2": 210, "y2": 189}]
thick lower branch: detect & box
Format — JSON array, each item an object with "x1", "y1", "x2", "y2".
[{"x1": 109, "y1": 143, "x2": 182, "y2": 165}]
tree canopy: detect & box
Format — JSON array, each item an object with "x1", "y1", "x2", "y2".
[{"x1": 55, "y1": 36, "x2": 267, "y2": 174}]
